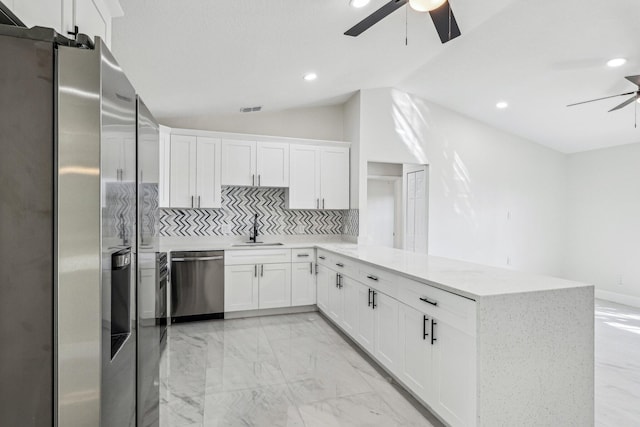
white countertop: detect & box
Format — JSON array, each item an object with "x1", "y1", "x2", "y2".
[
  {"x1": 315, "y1": 243, "x2": 592, "y2": 299},
  {"x1": 158, "y1": 235, "x2": 350, "y2": 253}
]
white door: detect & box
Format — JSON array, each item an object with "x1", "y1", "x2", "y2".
[
  {"x1": 221, "y1": 139, "x2": 256, "y2": 186},
  {"x1": 224, "y1": 264, "x2": 259, "y2": 312},
  {"x1": 340, "y1": 276, "x2": 359, "y2": 338},
  {"x1": 258, "y1": 263, "x2": 291, "y2": 309},
  {"x1": 320, "y1": 146, "x2": 349, "y2": 209},
  {"x1": 288, "y1": 145, "x2": 320, "y2": 209},
  {"x1": 196, "y1": 137, "x2": 221, "y2": 208},
  {"x1": 429, "y1": 318, "x2": 476, "y2": 427},
  {"x1": 355, "y1": 283, "x2": 375, "y2": 354},
  {"x1": 169, "y1": 135, "x2": 196, "y2": 208},
  {"x1": 257, "y1": 142, "x2": 289, "y2": 187},
  {"x1": 327, "y1": 272, "x2": 343, "y2": 323},
  {"x1": 291, "y1": 262, "x2": 316, "y2": 306},
  {"x1": 398, "y1": 304, "x2": 433, "y2": 402},
  {"x1": 373, "y1": 291, "x2": 400, "y2": 375},
  {"x1": 316, "y1": 264, "x2": 329, "y2": 312},
  {"x1": 406, "y1": 168, "x2": 428, "y2": 253},
  {"x1": 367, "y1": 179, "x2": 396, "y2": 248},
  {"x1": 158, "y1": 127, "x2": 171, "y2": 208}
]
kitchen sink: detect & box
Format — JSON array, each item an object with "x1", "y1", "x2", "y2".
[{"x1": 231, "y1": 242, "x2": 284, "y2": 247}]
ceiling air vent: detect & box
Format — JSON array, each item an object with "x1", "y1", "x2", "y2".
[{"x1": 239, "y1": 106, "x2": 262, "y2": 113}]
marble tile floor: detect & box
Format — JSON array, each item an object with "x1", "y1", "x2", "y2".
[
  {"x1": 160, "y1": 299, "x2": 640, "y2": 427},
  {"x1": 595, "y1": 299, "x2": 640, "y2": 427},
  {"x1": 159, "y1": 311, "x2": 442, "y2": 427}
]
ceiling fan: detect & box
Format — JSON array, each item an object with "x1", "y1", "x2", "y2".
[
  {"x1": 567, "y1": 75, "x2": 640, "y2": 112},
  {"x1": 344, "y1": 0, "x2": 461, "y2": 44}
]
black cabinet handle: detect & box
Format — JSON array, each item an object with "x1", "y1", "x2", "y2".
[
  {"x1": 423, "y1": 315, "x2": 429, "y2": 340},
  {"x1": 336, "y1": 273, "x2": 339, "y2": 288},
  {"x1": 297, "y1": 254, "x2": 310, "y2": 257},
  {"x1": 338, "y1": 274, "x2": 343, "y2": 289},
  {"x1": 310, "y1": 262, "x2": 313, "y2": 274},
  {"x1": 315, "y1": 263, "x2": 319, "y2": 275},
  {"x1": 419, "y1": 297, "x2": 438, "y2": 306},
  {"x1": 372, "y1": 291, "x2": 377, "y2": 309},
  {"x1": 319, "y1": 256, "x2": 326, "y2": 260},
  {"x1": 261, "y1": 264, "x2": 264, "y2": 277},
  {"x1": 366, "y1": 275, "x2": 378, "y2": 281},
  {"x1": 336, "y1": 263, "x2": 344, "y2": 268},
  {"x1": 368, "y1": 289, "x2": 372, "y2": 307},
  {"x1": 431, "y1": 319, "x2": 437, "y2": 345},
  {"x1": 254, "y1": 264, "x2": 257, "y2": 277}
]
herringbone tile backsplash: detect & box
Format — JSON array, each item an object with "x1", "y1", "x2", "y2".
[{"x1": 160, "y1": 186, "x2": 358, "y2": 237}]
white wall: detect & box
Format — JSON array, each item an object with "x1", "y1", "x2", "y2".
[
  {"x1": 356, "y1": 88, "x2": 567, "y2": 276},
  {"x1": 565, "y1": 143, "x2": 640, "y2": 302},
  {"x1": 160, "y1": 104, "x2": 345, "y2": 142}
]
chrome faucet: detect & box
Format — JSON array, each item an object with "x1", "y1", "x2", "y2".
[{"x1": 249, "y1": 213, "x2": 259, "y2": 243}]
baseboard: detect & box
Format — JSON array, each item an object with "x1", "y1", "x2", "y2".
[
  {"x1": 595, "y1": 289, "x2": 640, "y2": 309},
  {"x1": 224, "y1": 305, "x2": 317, "y2": 319}
]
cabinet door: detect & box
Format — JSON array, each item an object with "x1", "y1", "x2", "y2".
[
  {"x1": 258, "y1": 263, "x2": 291, "y2": 309},
  {"x1": 288, "y1": 145, "x2": 320, "y2": 209},
  {"x1": 158, "y1": 127, "x2": 171, "y2": 208},
  {"x1": 340, "y1": 276, "x2": 359, "y2": 338},
  {"x1": 320, "y1": 146, "x2": 349, "y2": 210},
  {"x1": 291, "y1": 262, "x2": 316, "y2": 306},
  {"x1": 355, "y1": 284, "x2": 375, "y2": 354},
  {"x1": 224, "y1": 265, "x2": 259, "y2": 312},
  {"x1": 257, "y1": 142, "x2": 289, "y2": 187},
  {"x1": 327, "y1": 272, "x2": 343, "y2": 323},
  {"x1": 429, "y1": 318, "x2": 476, "y2": 427},
  {"x1": 221, "y1": 140, "x2": 256, "y2": 186},
  {"x1": 169, "y1": 135, "x2": 196, "y2": 208},
  {"x1": 398, "y1": 304, "x2": 432, "y2": 403},
  {"x1": 316, "y1": 264, "x2": 329, "y2": 312},
  {"x1": 196, "y1": 137, "x2": 222, "y2": 208},
  {"x1": 373, "y1": 291, "x2": 400, "y2": 375}
]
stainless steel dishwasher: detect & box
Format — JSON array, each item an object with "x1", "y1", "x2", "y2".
[{"x1": 170, "y1": 251, "x2": 224, "y2": 322}]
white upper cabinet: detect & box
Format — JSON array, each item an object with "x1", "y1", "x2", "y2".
[
  {"x1": 320, "y1": 146, "x2": 349, "y2": 209},
  {"x1": 169, "y1": 134, "x2": 221, "y2": 209},
  {"x1": 221, "y1": 140, "x2": 256, "y2": 186},
  {"x1": 288, "y1": 145, "x2": 349, "y2": 210},
  {"x1": 289, "y1": 145, "x2": 321, "y2": 209},
  {"x1": 221, "y1": 140, "x2": 290, "y2": 187},
  {"x1": 12, "y1": 0, "x2": 123, "y2": 48},
  {"x1": 257, "y1": 142, "x2": 289, "y2": 187},
  {"x1": 196, "y1": 137, "x2": 222, "y2": 209},
  {"x1": 158, "y1": 126, "x2": 171, "y2": 208}
]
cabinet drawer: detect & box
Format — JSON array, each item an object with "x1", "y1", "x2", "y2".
[
  {"x1": 316, "y1": 249, "x2": 332, "y2": 267},
  {"x1": 397, "y1": 278, "x2": 476, "y2": 337},
  {"x1": 358, "y1": 264, "x2": 398, "y2": 299},
  {"x1": 224, "y1": 249, "x2": 291, "y2": 266},
  {"x1": 331, "y1": 254, "x2": 358, "y2": 279},
  {"x1": 291, "y1": 248, "x2": 315, "y2": 263}
]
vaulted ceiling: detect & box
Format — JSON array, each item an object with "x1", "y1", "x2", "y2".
[{"x1": 113, "y1": 0, "x2": 640, "y2": 153}]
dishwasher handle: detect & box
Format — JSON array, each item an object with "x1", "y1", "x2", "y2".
[{"x1": 172, "y1": 256, "x2": 223, "y2": 262}]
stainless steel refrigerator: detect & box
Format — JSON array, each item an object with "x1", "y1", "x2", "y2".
[{"x1": 0, "y1": 25, "x2": 138, "y2": 427}]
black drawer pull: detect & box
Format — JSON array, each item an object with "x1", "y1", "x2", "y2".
[
  {"x1": 368, "y1": 288, "x2": 372, "y2": 307},
  {"x1": 423, "y1": 315, "x2": 429, "y2": 340},
  {"x1": 372, "y1": 290, "x2": 377, "y2": 309},
  {"x1": 419, "y1": 297, "x2": 438, "y2": 306},
  {"x1": 336, "y1": 263, "x2": 344, "y2": 268},
  {"x1": 319, "y1": 256, "x2": 326, "y2": 260},
  {"x1": 297, "y1": 254, "x2": 310, "y2": 257},
  {"x1": 366, "y1": 275, "x2": 378, "y2": 281}
]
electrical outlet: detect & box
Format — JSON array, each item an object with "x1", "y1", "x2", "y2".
[
  {"x1": 295, "y1": 224, "x2": 305, "y2": 234},
  {"x1": 221, "y1": 224, "x2": 231, "y2": 234}
]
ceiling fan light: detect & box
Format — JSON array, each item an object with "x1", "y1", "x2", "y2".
[
  {"x1": 409, "y1": 0, "x2": 447, "y2": 12},
  {"x1": 349, "y1": 0, "x2": 370, "y2": 8}
]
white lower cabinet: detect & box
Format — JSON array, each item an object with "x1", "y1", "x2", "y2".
[
  {"x1": 316, "y1": 264, "x2": 329, "y2": 311},
  {"x1": 259, "y1": 263, "x2": 291, "y2": 309},
  {"x1": 340, "y1": 276, "x2": 358, "y2": 337},
  {"x1": 398, "y1": 304, "x2": 433, "y2": 402},
  {"x1": 327, "y1": 272, "x2": 343, "y2": 323},
  {"x1": 373, "y1": 291, "x2": 400, "y2": 375},
  {"x1": 291, "y1": 261, "x2": 316, "y2": 306},
  {"x1": 429, "y1": 317, "x2": 476, "y2": 427},
  {"x1": 224, "y1": 264, "x2": 259, "y2": 312}
]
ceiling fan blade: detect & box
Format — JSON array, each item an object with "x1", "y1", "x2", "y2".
[
  {"x1": 429, "y1": 0, "x2": 461, "y2": 44},
  {"x1": 566, "y1": 91, "x2": 636, "y2": 107},
  {"x1": 625, "y1": 75, "x2": 640, "y2": 87},
  {"x1": 608, "y1": 94, "x2": 638, "y2": 112},
  {"x1": 344, "y1": 0, "x2": 408, "y2": 37}
]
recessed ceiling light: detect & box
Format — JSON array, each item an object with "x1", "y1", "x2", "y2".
[
  {"x1": 607, "y1": 58, "x2": 627, "y2": 68},
  {"x1": 303, "y1": 72, "x2": 317, "y2": 81},
  {"x1": 349, "y1": 0, "x2": 370, "y2": 8},
  {"x1": 496, "y1": 101, "x2": 509, "y2": 109}
]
